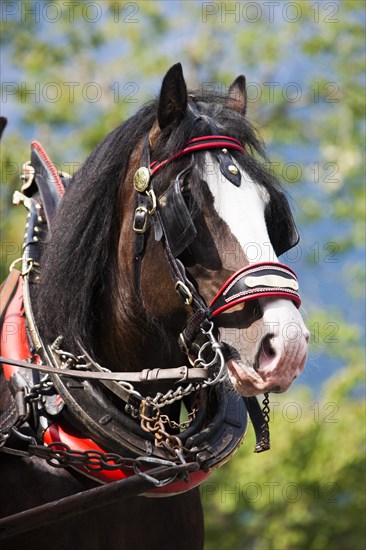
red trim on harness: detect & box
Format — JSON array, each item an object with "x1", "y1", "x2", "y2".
[
  {"x1": 184, "y1": 135, "x2": 243, "y2": 147},
  {"x1": 150, "y1": 135, "x2": 245, "y2": 176},
  {"x1": 0, "y1": 277, "x2": 31, "y2": 381},
  {"x1": 31, "y1": 141, "x2": 65, "y2": 198},
  {"x1": 212, "y1": 291, "x2": 301, "y2": 317}
]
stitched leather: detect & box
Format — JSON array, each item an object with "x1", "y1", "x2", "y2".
[{"x1": 28, "y1": 142, "x2": 64, "y2": 227}]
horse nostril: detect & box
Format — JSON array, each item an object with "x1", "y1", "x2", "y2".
[
  {"x1": 270, "y1": 385, "x2": 281, "y2": 393},
  {"x1": 262, "y1": 333, "x2": 276, "y2": 358},
  {"x1": 254, "y1": 333, "x2": 277, "y2": 372}
]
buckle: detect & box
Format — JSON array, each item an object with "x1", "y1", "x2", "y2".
[
  {"x1": 133, "y1": 206, "x2": 148, "y2": 234},
  {"x1": 175, "y1": 280, "x2": 193, "y2": 305}
]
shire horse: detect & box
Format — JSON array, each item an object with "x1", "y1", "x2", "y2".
[{"x1": 0, "y1": 64, "x2": 309, "y2": 549}]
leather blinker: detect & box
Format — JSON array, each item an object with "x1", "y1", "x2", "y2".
[
  {"x1": 265, "y1": 191, "x2": 299, "y2": 256},
  {"x1": 158, "y1": 177, "x2": 197, "y2": 258}
]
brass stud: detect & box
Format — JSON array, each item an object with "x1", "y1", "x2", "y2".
[
  {"x1": 133, "y1": 167, "x2": 150, "y2": 193},
  {"x1": 228, "y1": 164, "x2": 238, "y2": 175},
  {"x1": 222, "y1": 148, "x2": 228, "y2": 154}
]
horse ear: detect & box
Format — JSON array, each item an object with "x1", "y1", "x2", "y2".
[
  {"x1": 226, "y1": 75, "x2": 247, "y2": 115},
  {"x1": 157, "y1": 63, "x2": 188, "y2": 130}
]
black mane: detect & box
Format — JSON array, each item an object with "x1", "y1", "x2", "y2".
[{"x1": 34, "y1": 90, "x2": 282, "y2": 352}]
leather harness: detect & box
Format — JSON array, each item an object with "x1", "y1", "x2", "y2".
[{"x1": 0, "y1": 133, "x2": 301, "y2": 500}]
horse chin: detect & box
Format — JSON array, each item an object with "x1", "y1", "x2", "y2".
[
  {"x1": 227, "y1": 357, "x2": 269, "y2": 397},
  {"x1": 226, "y1": 356, "x2": 300, "y2": 397}
]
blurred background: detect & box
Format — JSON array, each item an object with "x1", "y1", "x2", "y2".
[{"x1": 1, "y1": 1, "x2": 365, "y2": 548}]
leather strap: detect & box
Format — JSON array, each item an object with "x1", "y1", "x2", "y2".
[
  {"x1": 133, "y1": 194, "x2": 149, "y2": 295},
  {"x1": 0, "y1": 462, "x2": 201, "y2": 541},
  {"x1": 0, "y1": 355, "x2": 209, "y2": 384}
]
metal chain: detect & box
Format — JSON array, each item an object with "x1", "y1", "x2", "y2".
[
  {"x1": 262, "y1": 392, "x2": 270, "y2": 424},
  {"x1": 160, "y1": 407, "x2": 197, "y2": 432},
  {"x1": 24, "y1": 375, "x2": 54, "y2": 403},
  {"x1": 53, "y1": 323, "x2": 227, "y2": 415},
  {"x1": 28, "y1": 442, "x2": 136, "y2": 471},
  {"x1": 253, "y1": 392, "x2": 271, "y2": 453},
  {"x1": 27, "y1": 442, "x2": 191, "y2": 487},
  {"x1": 28, "y1": 326, "x2": 226, "y2": 459},
  {"x1": 140, "y1": 400, "x2": 198, "y2": 453}
]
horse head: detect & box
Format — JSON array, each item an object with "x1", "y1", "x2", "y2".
[
  {"x1": 34, "y1": 62, "x2": 309, "y2": 410},
  {"x1": 0, "y1": 64, "x2": 311, "y2": 530},
  {"x1": 95, "y1": 63, "x2": 309, "y2": 398}
]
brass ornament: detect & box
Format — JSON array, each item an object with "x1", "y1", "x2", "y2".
[
  {"x1": 228, "y1": 164, "x2": 239, "y2": 175},
  {"x1": 133, "y1": 167, "x2": 150, "y2": 193},
  {"x1": 245, "y1": 275, "x2": 299, "y2": 291}
]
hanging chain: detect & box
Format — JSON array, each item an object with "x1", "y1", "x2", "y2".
[
  {"x1": 253, "y1": 392, "x2": 271, "y2": 453},
  {"x1": 140, "y1": 404, "x2": 198, "y2": 454},
  {"x1": 49, "y1": 337, "x2": 215, "y2": 457},
  {"x1": 262, "y1": 392, "x2": 270, "y2": 424}
]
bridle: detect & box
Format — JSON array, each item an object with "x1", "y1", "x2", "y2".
[
  {"x1": 132, "y1": 132, "x2": 301, "y2": 351},
  {"x1": 0, "y1": 131, "x2": 301, "y2": 502}
]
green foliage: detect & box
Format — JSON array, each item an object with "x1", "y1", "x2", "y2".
[
  {"x1": 202, "y1": 384, "x2": 365, "y2": 550},
  {"x1": 1, "y1": 2, "x2": 365, "y2": 548}
]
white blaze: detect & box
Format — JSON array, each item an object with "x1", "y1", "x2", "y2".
[
  {"x1": 203, "y1": 153, "x2": 309, "y2": 396},
  {"x1": 204, "y1": 152, "x2": 275, "y2": 264}
]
